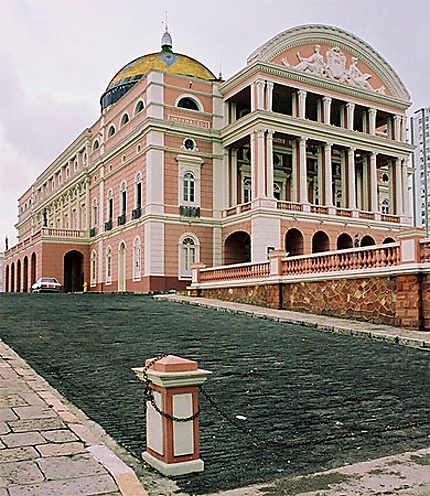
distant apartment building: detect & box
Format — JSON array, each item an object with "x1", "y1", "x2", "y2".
[{"x1": 411, "y1": 107, "x2": 430, "y2": 231}]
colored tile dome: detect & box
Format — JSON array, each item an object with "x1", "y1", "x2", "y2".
[{"x1": 100, "y1": 30, "x2": 216, "y2": 109}]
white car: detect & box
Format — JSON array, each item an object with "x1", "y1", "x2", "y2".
[{"x1": 32, "y1": 277, "x2": 62, "y2": 293}]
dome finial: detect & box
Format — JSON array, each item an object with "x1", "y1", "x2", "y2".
[{"x1": 161, "y1": 11, "x2": 172, "y2": 51}]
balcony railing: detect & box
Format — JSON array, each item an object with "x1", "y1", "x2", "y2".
[
  {"x1": 117, "y1": 213, "x2": 126, "y2": 226},
  {"x1": 105, "y1": 219, "x2": 112, "y2": 231},
  {"x1": 42, "y1": 228, "x2": 88, "y2": 238},
  {"x1": 89, "y1": 227, "x2": 97, "y2": 237},
  {"x1": 132, "y1": 207, "x2": 142, "y2": 219},
  {"x1": 200, "y1": 260, "x2": 270, "y2": 282},
  {"x1": 277, "y1": 201, "x2": 303, "y2": 212}
]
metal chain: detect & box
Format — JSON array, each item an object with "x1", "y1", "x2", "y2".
[
  {"x1": 199, "y1": 385, "x2": 430, "y2": 449},
  {"x1": 141, "y1": 354, "x2": 200, "y2": 423}
]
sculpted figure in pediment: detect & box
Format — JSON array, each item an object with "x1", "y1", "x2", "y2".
[
  {"x1": 282, "y1": 45, "x2": 325, "y2": 76},
  {"x1": 325, "y1": 47, "x2": 348, "y2": 82},
  {"x1": 347, "y1": 57, "x2": 372, "y2": 90}
]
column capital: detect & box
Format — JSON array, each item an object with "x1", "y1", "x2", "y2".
[
  {"x1": 266, "y1": 81, "x2": 274, "y2": 90},
  {"x1": 393, "y1": 114, "x2": 402, "y2": 122},
  {"x1": 368, "y1": 107, "x2": 377, "y2": 115},
  {"x1": 298, "y1": 136, "x2": 308, "y2": 144},
  {"x1": 255, "y1": 78, "x2": 266, "y2": 88},
  {"x1": 370, "y1": 151, "x2": 378, "y2": 159},
  {"x1": 346, "y1": 102, "x2": 355, "y2": 109},
  {"x1": 324, "y1": 142, "x2": 333, "y2": 150},
  {"x1": 255, "y1": 127, "x2": 265, "y2": 137},
  {"x1": 322, "y1": 96, "x2": 332, "y2": 103},
  {"x1": 348, "y1": 146, "x2": 356, "y2": 153},
  {"x1": 298, "y1": 89, "x2": 307, "y2": 97},
  {"x1": 266, "y1": 128, "x2": 275, "y2": 138}
]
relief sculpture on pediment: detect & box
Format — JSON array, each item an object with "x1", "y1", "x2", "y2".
[{"x1": 281, "y1": 45, "x2": 386, "y2": 94}]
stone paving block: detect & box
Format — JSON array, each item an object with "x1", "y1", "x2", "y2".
[
  {"x1": 37, "y1": 453, "x2": 105, "y2": 480},
  {"x1": 24, "y1": 377, "x2": 51, "y2": 392},
  {"x1": 0, "y1": 409, "x2": 18, "y2": 422},
  {"x1": 18, "y1": 393, "x2": 46, "y2": 407},
  {"x1": 8, "y1": 473, "x2": 118, "y2": 496},
  {"x1": 0, "y1": 440, "x2": 5, "y2": 449},
  {"x1": 0, "y1": 368, "x2": 19, "y2": 380},
  {"x1": 0, "y1": 379, "x2": 32, "y2": 394},
  {"x1": 0, "y1": 395, "x2": 28, "y2": 409},
  {"x1": 12, "y1": 406, "x2": 57, "y2": 420},
  {"x1": 41, "y1": 429, "x2": 78, "y2": 443},
  {"x1": 14, "y1": 368, "x2": 35, "y2": 378},
  {"x1": 8, "y1": 417, "x2": 65, "y2": 433},
  {"x1": 68, "y1": 423, "x2": 101, "y2": 445},
  {"x1": 1, "y1": 431, "x2": 46, "y2": 448},
  {"x1": 36, "y1": 441, "x2": 86, "y2": 457},
  {"x1": 0, "y1": 460, "x2": 44, "y2": 486},
  {"x1": 0, "y1": 423, "x2": 9, "y2": 436},
  {"x1": 0, "y1": 447, "x2": 39, "y2": 463},
  {"x1": 57, "y1": 410, "x2": 80, "y2": 423},
  {"x1": 0, "y1": 489, "x2": 7, "y2": 496},
  {"x1": 36, "y1": 392, "x2": 66, "y2": 412}
]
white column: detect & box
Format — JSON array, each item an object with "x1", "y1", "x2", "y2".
[
  {"x1": 368, "y1": 108, "x2": 377, "y2": 135},
  {"x1": 401, "y1": 116, "x2": 407, "y2": 143},
  {"x1": 393, "y1": 115, "x2": 401, "y2": 141},
  {"x1": 266, "y1": 129, "x2": 274, "y2": 199},
  {"x1": 231, "y1": 102, "x2": 237, "y2": 122},
  {"x1": 223, "y1": 149, "x2": 230, "y2": 209},
  {"x1": 346, "y1": 103, "x2": 355, "y2": 130},
  {"x1": 299, "y1": 137, "x2": 308, "y2": 204},
  {"x1": 298, "y1": 90, "x2": 307, "y2": 119},
  {"x1": 291, "y1": 92, "x2": 297, "y2": 118},
  {"x1": 291, "y1": 140, "x2": 298, "y2": 202},
  {"x1": 85, "y1": 178, "x2": 90, "y2": 231},
  {"x1": 369, "y1": 152, "x2": 379, "y2": 213},
  {"x1": 231, "y1": 148, "x2": 238, "y2": 206},
  {"x1": 402, "y1": 159, "x2": 409, "y2": 217},
  {"x1": 250, "y1": 133, "x2": 256, "y2": 200},
  {"x1": 256, "y1": 79, "x2": 265, "y2": 111},
  {"x1": 256, "y1": 128, "x2": 266, "y2": 199},
  {"x1": 223, "y1": 101, "x2": 229, "y2": 126},
  {"x1": 347, "y1": 147, "x2": 357, "y2": 210},
  {"x1": 266, "y1": 82, "x2": 274, "y2": 111},
  {"x1": 395, "y1": 157, "x2": 403, "y2": 215},
  {"x1": 323, "y1": 96, "x2": 332, "y2": 125},
  {"x1": 324, "y1": 143, "x2": 333, "y2": 207}
]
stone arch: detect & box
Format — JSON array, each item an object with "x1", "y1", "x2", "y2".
[
  {"x1": 312, "y1": 231, "x2": 330, "y2": 253},
  {"x1": 23, "y1": 256, "x2": 28, "y2": 292},
  {"x1": 224, "y1": 231, "x2": 251, "y2": 265},
  {"x1": 5, "y1": 265, "x2": 9, "y2": 293},
  {"x1": 118, "y1": 241, "x2": 126, "y2": 292},
  {"x1": 361, "y1": 235, "x2": 376, "y2": 247},
  {"x1": 16, "y1": 260, "x2": 21, "y2": 292},
  {"x1": 10, "y1": 263, "x2": 15, "y2": 292},
  {"x1": 383, "y1": 237, "x2": 395, "y2": 244},
  {"x1": 64, "y1": 250, "x2": 84, "y2": 293},
  {"x1": 285, "y1": 228, "x2": 304, "y2": 256},
  {"x1": 337, "y1": 233, "x2": 353, "y2": 250},
  {"x1": 30, "y1": 253, "x2": 37, "y2": 288}
]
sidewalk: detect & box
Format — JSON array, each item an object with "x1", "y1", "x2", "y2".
[
  {"x1": 154, "y1": 294, "x2": 430, "y2": 350},
  {"x1": 0, "y1": 339, "x2": 147, "y2": 496}
]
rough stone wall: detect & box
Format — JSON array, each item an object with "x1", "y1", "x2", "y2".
[
  {"x1": 395, "y1": 275, "x2": 422, "y2": 330},
  {"x1": 421, "y1": 274, "x2": 430, "y2": 331},
  {"x1": 281, "y1": 277, "x2": 396, "y2": 325},
  {"x1": 200, "y1": 284, "x2": 281, "y2": 309}
]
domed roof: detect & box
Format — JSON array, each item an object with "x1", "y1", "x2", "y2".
[{"x1": 100, "y1": 32, "x2": 216, "y2": 109}]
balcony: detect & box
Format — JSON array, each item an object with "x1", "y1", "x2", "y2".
[
  {"x1": 132, "y1": 207, "x2": 141, "y2": 219},
  {"x1": 117, "y1": 213, "x2": 126, "y2": 226},
  {"x1": 105, "y1": 219, "x2": 112, "y2": 231},
  {"x1": 179, "y1": 205, "x2": 200, "y2": 217},
  {"x1": 89, "y1": 227, "x2": 97, "y2": 237}
]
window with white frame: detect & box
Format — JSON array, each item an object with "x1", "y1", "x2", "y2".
[
  {"x1": 90, "y1": 250, "x2": 97, "y2": 286},
  {"x1": 179, "y1": 235, "x2": 199, "y2": 278},
  {"x1": 106, "y1": 247, "x2": 112, "y2": 284},
  {"x1": 107, "y1": 190, "x2": 113, "y2": 220},
  {"x1": 381, "y1": 199, "x2": 389, "y2": 214},
  {"x1": 183, "y1": 172, "x2": 195, "y2": 202},
  {"x1": 120, "y1": 181, "x2": 127, "y2": 215},
  {"x1": 176, "y1": 96, "x2": 201, "y2": 111},
  {"x1": 135, "y1": 173, "x2": 142, "y2": 208},
  {"x1": 133, "y1": 237, "x2": 141, "y2": 281},
  {"x1": 92, "y1": 199, "x2": 98, "y2": 227},
  {"x1": 108, "y1": 125, "x2": 116, "y2": 138},
  {"x1": 273, "y1": 183, "x2": 281, "y2": 200},
  {"x1": 120, "y1": 113, "x2": 129, "y2": 127},
  {"x1": 177, "y1": 155, "x2": 203, "y2": 207},
  {"x1": 135, "y1": 100, "x2": 145, "y2": 114},
  {"x1": 242, "y1": 177, "x2": 251, "y2": 203}
]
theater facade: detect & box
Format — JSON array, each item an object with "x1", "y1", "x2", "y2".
[{"x1": 2, "y1": 24, "x2": 415, "y2": 293}]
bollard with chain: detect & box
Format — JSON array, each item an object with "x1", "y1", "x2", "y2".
[{"x1": 132, "y1": 355, "x2": 211, "y2": 476}]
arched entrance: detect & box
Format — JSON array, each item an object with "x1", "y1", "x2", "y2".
[
  {"x1": 118, "y1": 242, "x2": 126, "y2": 291},
  {"x1": 23, "y1": 257, "x2": 28, "y2": 292},
  {"x1": 30, "y1": 253, "x2": 36, "y2": 288},
  {"x1": 337, "y1": 233, "x2": 353, "y2": 250},
  {"x1": 64, "y1": 250, "x2": 84, "y2": 293},
  {"x1": 11, "y1": 263, "x2": 15, "y2": 292},
  {"x1": 16, "y1": 260, "x2": 21, "y2": 293},
  {"x1": 361, "y1": 235, "x2": 376, "y2": 247},
  {"x1": 312, "y1": 231, "x2": 330, "y2": 253},
  {"x1": 5, "y1": 265, "x2": 9, "y2": 293},
  {"x1": 224, "y1": 231, "x2": 251, "y2": 265},
  {"x1": 285, "y1": 228, "x2": 304, "y2": 256},
  {"x1": 383, "y1": 237, "x2": 395, "y2": 244}
]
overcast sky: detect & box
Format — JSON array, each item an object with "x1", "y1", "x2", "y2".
[{"x1": 0, "y1": 0, "x2": 428, "y2": 248}]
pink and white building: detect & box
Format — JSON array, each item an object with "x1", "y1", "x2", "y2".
[{"x1": 2, "y1": 25, "x2": 416, "y2": 293}]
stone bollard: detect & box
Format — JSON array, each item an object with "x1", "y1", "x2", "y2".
[{"x1": 132, "y1": 355, "x2": 211, "y2": 476}]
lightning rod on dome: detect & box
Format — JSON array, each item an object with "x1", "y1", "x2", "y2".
[{"x1": 161, "y1": 10, "x2": 172, "y2": 51}]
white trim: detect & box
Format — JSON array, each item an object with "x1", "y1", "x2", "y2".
[
  {"x1": 118, "y1": 240, "x2": 127, "y2": 291},
  {"x1": 105, "y1": 245, "x2": 112, "y2": 284},
  {"x1": 120, "y1": 112, "x2": 130, "y2": 127},
  {"x1": 175, "y1": 94, "x2": 203, "y2": 112},
  {"x1": 133, "y1": 236, "x2": 142, "y2": 281},
  {"x1": 90, "y1": 249, "x2": 97, "y2": 287},
  {"x1": 178, "y1": 233, "x2": 200, "y2": 279},
  {"x1": 107, "y1": 125, "x2": 116, "y2": 138},
  {"x1": 134, "y1": 99, "x2": 145, "y2": 115}
]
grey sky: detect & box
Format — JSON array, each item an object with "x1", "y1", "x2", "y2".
[{"x1": 0, "y1": 0, "x2": 428, "y2": 247}]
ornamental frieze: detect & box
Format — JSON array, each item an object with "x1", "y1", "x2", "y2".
[{"x1": 280, "y1": 45, "x2": 386, "y2": 94}]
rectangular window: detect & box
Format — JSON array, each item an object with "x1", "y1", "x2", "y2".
[
  {"x1": 184, "y1": 182, "x2": 189, "y2": 202},
  {"x1": 189, "y1": 182, "x2": 195, "y2": 202},
  {"x1": 137, "y1": 184, "x2": 142, "y2": 208},
  {"x1": 122, "y1": 191, "x2": 126, "y2": 214},
  {"x1": 109, "y1": 199, "x2": 113, "y2": 220}
]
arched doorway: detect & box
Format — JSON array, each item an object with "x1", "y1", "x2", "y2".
[
  {"x1": 5, "y1": 265, "x2": 9, "y2": 293},
  {"x1": 383, "y1": 237, "x2": 395, "y2": 244},
  {"x1": 30, "y1": 253, "x2": 36, "y2": 288},
  {"x1": 23, "y1": 257, "x2": 28, "y2": 292},
  {"x1": 64, "y1": 250, "x2": 84, "y2": 293},
  {"x1": 224, "y1": 231, "x2": 251, "y2": 265},
  {"x1": 285, "y1": 228, "x2": 304, "y2": 256},
  {"x1": 312, "y1": 231, "x2": 330, "y2": 253},
  {"x1": 118, "y1": 242, "x2": 126, "y2": 291},
  {"x1": 337, "y1": 233, "x2": 353, "y2": 250},
  {"x1": 361, "y1": 235, "x2": 376, "y2": 247},
  {"x1": 11, "y1": 263, "x2": 15, "y2": 292},
  {"x1": 16, "y1": 260, "x2": 21, "y2": 293}
]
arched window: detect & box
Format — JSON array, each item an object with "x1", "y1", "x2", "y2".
[
  {"x1": 337, "y1": 233, "x2": 353, "y2": 250},
  {"x1": 135, "y1": 173, "x2": 142, "y2": 209},
  {"x1": 381, "y1": 199, "x2": 389, "y2": 214},
  {"x1": 243, "y1": 177, "x2": 251, "y2": 203},
  {"x1": 383, "y1": 237, "x2": 395, "y2": 244},
  {"x1": 90, "y1": 250, "x2": 97, "y2": 286},
  {"x1": 135, "y1": 100, "x2": 145, "y2": 114},
  {"x1": 273, "y1": 183, "x2": 281, "y2": 200},
  {"x1": 177, "y1": 97, "x2": 200, "y2": 111},
  {"x1": 107, "y1": 125, "x2": 116, "y2": 138},
  {"x1": 180, "y1": 235, "x2": 199, "y2": 278},
  {"x1": 92, "y1": 199, "x2": 98, "y2": 227},
  {"x1": 133, "y1": 237, "x2": 142, "y2": 281},
  {"x1": 107, "y1": 190, "x2": 113, "y2": 221},
  {"x1": 120, "y1": 182, "x2": 127, "y2": 215},
  {"x1": 312, "y1": 231, "x2": 330, "y2": 253},
  {"x1": 5, "y1": 265, "x2": 9, "y2": 293},
  {"x1": 285, "y1": 228, "x2": 304, "y2": 256},
  {"x1": 106, "y1": 247, "x2": 112, "y2": 284},
  {"x1": 360, "y1": 235, "x2": 376, "y2": 247},
  {"x1": 183, "y1": 172, "x2": 195, "y2": 202},
  {"x1": 120, "y1": 113, "x2": 129, "y2": 127}
]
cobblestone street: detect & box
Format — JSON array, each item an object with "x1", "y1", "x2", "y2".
[{"x1": 1, "y1": 293, "x2": 430, "y2": 495}]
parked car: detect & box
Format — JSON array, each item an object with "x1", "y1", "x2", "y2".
[{"x1": 32, "y1": 278, "x2": 62, "y2": 293}]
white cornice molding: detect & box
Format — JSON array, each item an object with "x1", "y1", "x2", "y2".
[{"x1": 245, "y1": 25, "x2": 410, "y2": 102}]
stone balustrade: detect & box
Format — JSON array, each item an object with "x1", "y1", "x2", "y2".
[
  {"x1": 200, "y1": 260, "x2": 270, "y2": 282},
  {"x1": 41, "y1": 228, "x2": 87, "y2": 238}
]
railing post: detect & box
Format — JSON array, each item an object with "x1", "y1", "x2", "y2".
[
  {"x1": 133, "y1": 355, "x2": 211, "y2": 476},
  {"x1": 191, "y1": 262, "x2": 206, "y2": 284},
  {"x1": 269, "y1": 250, "x2": 288, "y2": 277},
  {"x1": 397, "y1": 229, "x2": 425, "y2": 264}
]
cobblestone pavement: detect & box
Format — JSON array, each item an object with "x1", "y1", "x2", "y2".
[
  {"x1": 1, "y1": 293, "x2": 430, "y2": 495},
  {"x1": 0, "y1": 338, "x2": 147, "y2": 496}
]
